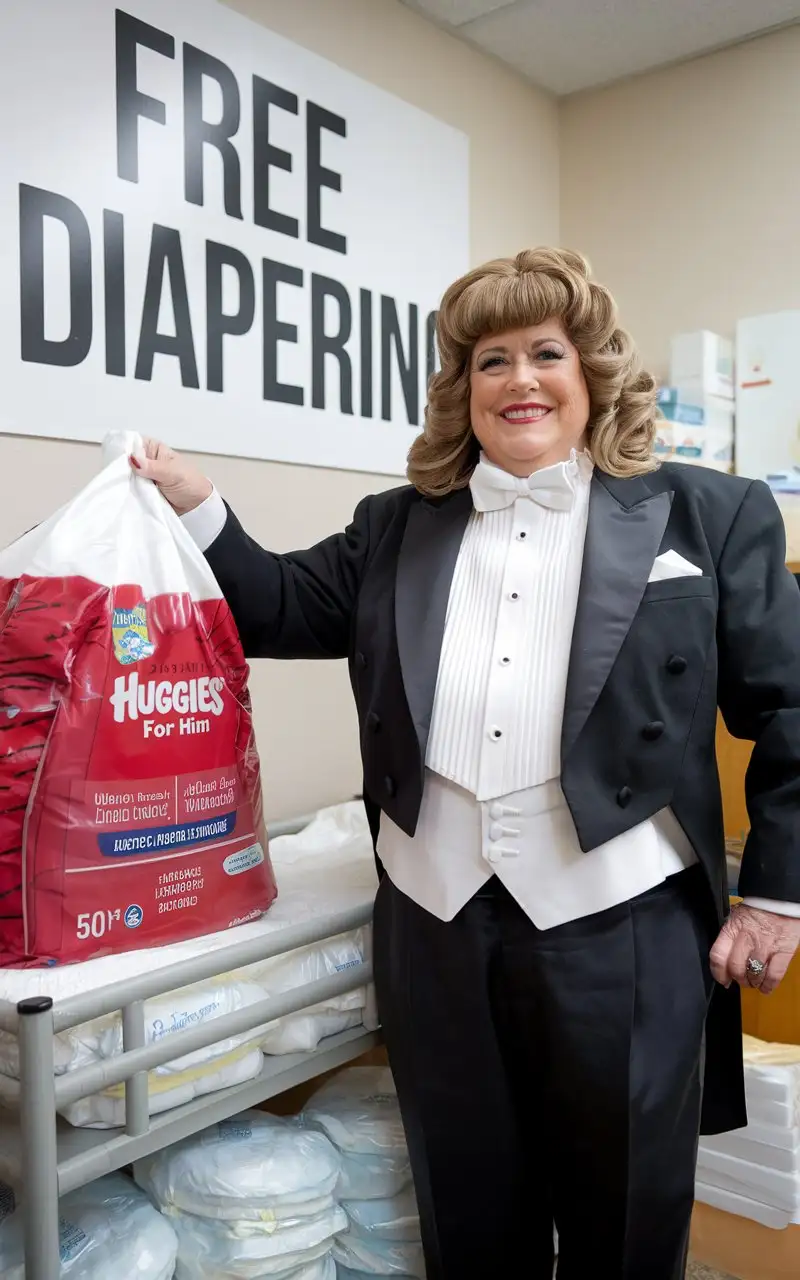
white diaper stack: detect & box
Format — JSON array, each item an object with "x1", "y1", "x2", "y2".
[
  {"x1": 136, "y1": 1110, "x2": 345, "y2": 1278},
  {"x1": 301, "y1": 1067, "x2": 425, "y2": 1279}
]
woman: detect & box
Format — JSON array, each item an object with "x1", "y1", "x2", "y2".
[{"x1": 135, "y1": 249, "x2": 800, "y2": 1280}]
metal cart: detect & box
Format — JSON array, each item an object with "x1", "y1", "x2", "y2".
[{"x1": 0, "y1": 814, "x2": 379, "y2": 1279}]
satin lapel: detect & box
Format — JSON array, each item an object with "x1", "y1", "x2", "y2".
[
  {"x1": 561, "y1": 471, "x2": 673, "y2": 759},
  {"x1": 395, "y1": 487, "x2": 473, "y2": 755}
]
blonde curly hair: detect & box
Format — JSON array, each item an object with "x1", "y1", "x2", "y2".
[{"x1": 407, "y1": 247, "x2": 659, "y2": 497}]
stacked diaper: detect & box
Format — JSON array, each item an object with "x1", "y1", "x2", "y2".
[
  {"x1": 136, "y1": 1110, "x2": 345, "y2": 1278},
  {"x1": 0, "y1": 1172, "x2": 178, "y2": 1279},
  {"x1": 301, "y1": 1067, "x2": 425, "y2": 1279},
  {"x1": 696, "y1": 1035, "x2": 800, "y2": 1228},
  {"x1": 335, "y1": 1184, "x2": 425, "y2": 1279}
]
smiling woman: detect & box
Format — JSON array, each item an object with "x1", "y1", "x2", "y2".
[
  {"x1": 407, "y1": 246, "x2": 658, "y2": 495},
  {"x1": 134, "y1": 244, "x2": 800, "y2": 1280}
]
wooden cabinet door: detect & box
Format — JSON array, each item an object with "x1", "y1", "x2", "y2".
[
  {"x1": 716, "y1": 713, "x2": 800, "y2": 1044},
  {"x1": 715, "y1": 711, "x2": 752, "y2": 843}
]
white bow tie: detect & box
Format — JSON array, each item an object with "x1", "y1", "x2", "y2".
[{"x1": 469, "y1": 452, "x2": 586, "y2": 513}]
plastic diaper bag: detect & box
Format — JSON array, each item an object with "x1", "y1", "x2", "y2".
[
  {"x1": 0, "y1": 1172, "x2": 178, "y2": 1279},
  {"x1": 136, "y1": 1111, "x2": 343, "y2": 1221},
  {"x1": 0, "y1": 431, "x2": 277, "y2": 965},
  {"x1": 301, "y1": 1067, "x2": 412, "y2": 1199},
  {"x1": 137, "y1": 1111, "x2": 344, "y2": 1279}
]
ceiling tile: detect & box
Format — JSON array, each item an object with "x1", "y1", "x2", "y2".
[
  {"x1": 401, "y1": 0, "x2": 521, "y2": 29},
  {"x1": 401, "y1": 0, "x2": 800, "y2": 93}
]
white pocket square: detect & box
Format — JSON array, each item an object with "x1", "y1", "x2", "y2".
[{"x1": 647, "y1": 550, "x2": 703, "y2": 583}]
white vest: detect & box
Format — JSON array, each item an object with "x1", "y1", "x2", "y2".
[{"x1": 378, "y1": 452, "x2": 695, "y2": 928}]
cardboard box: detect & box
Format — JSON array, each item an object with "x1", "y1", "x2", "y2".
[
  {"x1": 655, "y1": 412, "x2": 734, "y2": 471},
  {"x1": 659, "y1": 398, "x2": 705, "y2": 426},
  {"x1": 671, "y1": 329, "x2": 734, "y2": 400},
  {"x1": 673, "y1": 427, "x2": 733, "y2": 470},
  {"x1": 736, "y1": 311, "x2": 800, "y2": 483},
  {"x1": 658, "y1": 386, "x2": 735, "y2": 433}
]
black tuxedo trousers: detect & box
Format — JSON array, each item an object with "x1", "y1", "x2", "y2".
[{"x1": 374, "y1": 866, "x2": 715, "y2": 1280}]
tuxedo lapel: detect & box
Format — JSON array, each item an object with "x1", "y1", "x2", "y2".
[
  {"x1": 561, "y1": 471, "x2": 672, "y2": 759},
  {"x1": 395, "y1": 487, "x2": 473, "y2": 755}
]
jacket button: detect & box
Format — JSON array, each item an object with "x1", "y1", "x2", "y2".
[
  {"x1": 367, "y1": 711, "x2": 381, "y2": 732},
  {"x1": 617, "y1": 785, "x2": 632, "y2": 807},
  {"x1": 355, "y1": 652, "x2": 367, "y2": 670},
  {"x1": 642, "y1": 720, "x2": 665, "y2": 741},
  {"x1": 384, "y1": 775, "x2": 397, "y2": 797},
  {"x1": 666, "y1": 654, "x2": 687, "y2": 674}
]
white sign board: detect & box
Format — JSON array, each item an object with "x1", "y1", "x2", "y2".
[{"x1": 0, "y1": 0, "x2": 470, "y2": 474}]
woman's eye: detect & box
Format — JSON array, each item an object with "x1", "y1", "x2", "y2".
[
  {"x1": 537, "y1": 348, "x2": 563, "y2": 361},
  {"x1": 478, "y1": 356, "x2": 505, "y2": 370}
]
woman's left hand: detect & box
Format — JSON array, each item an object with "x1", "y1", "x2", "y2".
[{"x1": 710, "y1": 905, "x2": 800, "y2": 994}]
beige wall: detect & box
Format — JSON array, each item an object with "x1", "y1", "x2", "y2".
[
  {"x1": 560, "y1": 25, "x2": 800, "y2": 380},
  {"x1": 1, "y1": 0, "x2": 558, "y2": 820}
]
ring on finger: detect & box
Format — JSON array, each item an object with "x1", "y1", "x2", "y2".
[{"x1": 746, "y1": 956, "x2": 767, "y2": 985}]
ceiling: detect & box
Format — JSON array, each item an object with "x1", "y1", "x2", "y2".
[{"x1": 399, "y1": 0, "x2": 800, "y2": 95}]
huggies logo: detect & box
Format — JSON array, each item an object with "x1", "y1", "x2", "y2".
[{"x1": 110, "y1": 673, "x2": 226, "y2": 733}]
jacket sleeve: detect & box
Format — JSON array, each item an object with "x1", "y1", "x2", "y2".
[
  {"x1": 716, "y1": 479, "x2": 800, "y2": 902},
  {"x1": 203, "y1": 495, "x2": 376, "y2": 661}
]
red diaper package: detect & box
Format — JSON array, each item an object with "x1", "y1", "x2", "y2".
[{"x1": 0, "y1": 432, "x2": 277, "y2": 966}]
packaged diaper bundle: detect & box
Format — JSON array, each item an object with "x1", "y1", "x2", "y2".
[
  {"x1": 56, "y1": 974, "x2": 269, "y2": 1128},
  {"x1": 169, "y1": 1211, "x2": 344, "y2": 1279},
  {"x1": 341, "y1": 1185, "x2": 420, "y2": 1244},
  {"x1": 245, "y1": 929, "x2": 368, "y2": 1057},
  {"x1": 301, "y1": 1067, "x2": 425, "y2": 1278},
  {"x1": 301, "y1": 1068, "x2": 411, "y2": 1200},
  {"x1": 136, "y1": 1110, "x2": 345, "y2": 1278},
  {"x1": 0, "y1": 431, "x2": 276, "y2": 965},
  {"x1": 0, "y1": 1172, "x2": 177, "y2": 1279},
  {"x1": 333, "y1": 1185, "x2": 424, "y2": 1278},
  {"x1": 333, "y1": 1237, "x2": 426, "y2": 1279}
]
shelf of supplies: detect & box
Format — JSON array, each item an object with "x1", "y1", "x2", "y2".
[{"x1": 0, "y1": 1025, "x2": 380, "y2": 1194}]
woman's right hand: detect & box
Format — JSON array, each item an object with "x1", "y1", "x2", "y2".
[{"x1": 131, "y1": 439, "x2": 213, "y2": 516}]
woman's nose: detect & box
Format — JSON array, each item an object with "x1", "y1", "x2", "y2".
[{"x1": 508, "y1": 360, "x2": 540, "y2": 392}]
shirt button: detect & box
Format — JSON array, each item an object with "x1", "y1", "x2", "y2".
[
  {"x1": 641, "y1": 720, "x2": 664, "y2": 741},
  {"x1": 508, "y1": 591, "x2": 520, "y2": 601},
  {"x1": 617, "y1": 785, "x2": 632, "y2": 808},
  {"x1": 666, "y1": 654, "x2": 687, "y2": 675},
  {"x1": 489, "y1": 802, "x2": 504, "y2": 820},
  {"x1": 499, "y1": 656, "x2": 511, "y2": 666},
  {"x1": 515, "y1": 531, "x2": 528, "y2": 541},
  {"x1": 485, "y1": 848, "x2": 502, "y2": 864},
  {"x1": 489, "y1": 822, "x2": 504, "y2": 840},
  {"x1": 489, "y1": 726, "x2": 503, "y2": 741},
  {"x1": 384, "y1": 775, "x2": 397, "y2": 797}
]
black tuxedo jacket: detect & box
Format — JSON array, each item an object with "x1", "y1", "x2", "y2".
[{"x1": 206, "y1": 462, "x2": 800, "y2": 1134}]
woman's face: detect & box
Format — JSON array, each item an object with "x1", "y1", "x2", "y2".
[{"x1": 469, "y1": 320, "x2": 590, "y2": 476}]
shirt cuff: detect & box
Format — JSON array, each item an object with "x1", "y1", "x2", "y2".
[
  {"x1": 180, "y1": 488, "x2": 227, "y2": 551},
  {"x1": 741, "y1": 896, "x2": 800, "y2": 918}
]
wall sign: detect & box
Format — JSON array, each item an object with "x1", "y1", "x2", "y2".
[{"x1": 0, "y1": 0, "x2": 470, "y2": 474}]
